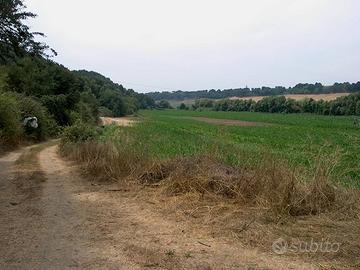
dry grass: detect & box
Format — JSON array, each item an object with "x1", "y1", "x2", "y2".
[
  {"x1": 134, "y1": 155, "x2": 339, "y2": 217},
  {"x1": 229, "y1": 93, "x2": 351, "y2": 102},
  {"x1": 100, "y1": 117, "x2": 137, "y2": 127},
  {"x1": 60, "y1": 140, "x2": 358, "y2": 217},
  {"x1": 60, "y1": 140, "x2": 149, "y2": 182},
  {"x1": 60, "y1": 141, "x2": 360, "y2": 268}
]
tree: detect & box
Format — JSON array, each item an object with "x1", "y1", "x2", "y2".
[
  {"x1": 156, "y1": 100, "x2": 172, "y2": 109},
  {"x1": 0, "y1": 0, "x2": 55, "y2": 64},
  {"x1": 179, "y1": 103, "x2": 186, "y2": 110},
  {"x1": 99, "y1": 89, "x2": 127, "y2": 116},
  {"x1": 356, "y1": 101, "x2": 360, "y2": 115},
  {"x1": 146, "y1": 82, "x2": 360, "y2": 102}
]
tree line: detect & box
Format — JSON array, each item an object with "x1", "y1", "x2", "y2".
[
  {"x1": 147, "y1": 82, "x2": 360, "y2": 101},
  {"x1": 178, "y1": 93, "x2": 360, "y2": 116},
  {"x1": 0, "y1": 0, "x2": 155, "y2": 148}
]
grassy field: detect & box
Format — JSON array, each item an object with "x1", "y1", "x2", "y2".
[
  {"x1": 62, "y1": 109, "x2": 360, "y2": 268},
  {"x1": 104, "y1": 110, "x2": 360, "y2": 188}
]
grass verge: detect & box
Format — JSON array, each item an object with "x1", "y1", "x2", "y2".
[{"x1": 60, "y1": 113, "x2": 360, "y2": 268}]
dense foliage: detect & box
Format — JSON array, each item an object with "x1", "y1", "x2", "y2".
[
  {"x1": 147, "y1": 82, "x2": 360, "y2": 101},
  {"x1": 0, "y1": 54, "x2": 155, "y2": 146},
  {"x1": 0, "y1": 0, "x2": 55, "y2": 64},
  {"x1": 61, "y1": 120, "x2": 101, "y2": 144},
  {"x1": 0, "y1": 0, "x2": 155, "y2": 148},
  {"x1": 186, "y1": 93, "x2": 360, "y2": 116},
  {"x1": 73, "y1": 70, "x2": 155, "y2": 116},
  {"x1": 155, "y1": 99, "x2": 173, "y2": 109}
]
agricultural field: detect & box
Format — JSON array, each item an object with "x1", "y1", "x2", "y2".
[
  {"x1": 168, "y1": 92, "x2": 351, "y2": 107},
  {"x1": 109, "y1": 110, "x2": 360, "y2": 188},
  {"x1": 58, "y1": 109, "x2": 359, "y2": 268},
  {"x1": 229, "y1": 92, "x2": 351, "y2": 102}
]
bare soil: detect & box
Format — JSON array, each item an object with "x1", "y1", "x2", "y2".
[
  {"x1": 0, "y1": 142, "x2": 341, "y2": 269},
  {"x1": 100, "y1": 117, "x2": 137, "y2": 127}
]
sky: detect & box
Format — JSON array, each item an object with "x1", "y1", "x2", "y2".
[{"x1": 25, "y1": 0, "x2": 360, "y2": 93}]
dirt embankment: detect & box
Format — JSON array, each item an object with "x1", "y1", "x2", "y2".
[{"x1": 0, "y1": 142, "x2": 351, "y2": 269}]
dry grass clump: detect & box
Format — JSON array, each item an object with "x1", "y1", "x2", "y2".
[
  {"x1": 138, "y1": 155, "x2": 338, "y2": 217},
  {"x1": 60, "y1": 141, "x2": 148, "y2": 181},
  {"x1": 138, "y1": 154, "x2": 359, "y2": 268},
  {"x1": 61, "y1": 140, "x2": 343, "y2": 216}
]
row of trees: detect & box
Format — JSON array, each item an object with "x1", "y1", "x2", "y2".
[
  {"x1": 180, "y1": 93, "x2": 360, "y2": 116},
  {"x1": 147, "y1": 82, "x2": 360, "y2": 101},
  {"x1": 0, "y1": 0, "x2": 155, "y2": 148}
]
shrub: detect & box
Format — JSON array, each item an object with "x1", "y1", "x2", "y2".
[
  {"x1": 0, "y1": 92, "x2": 57, "y2": 148},
  {"x1": 61, "y1": 121, "x2": 100, "y2": 144},
  {"x1": 178, "y1": 103, "x2": 187, "y2": 110},
  {"x1": 156, "y1": 100, "x2": 172, "y2": 109},
  {"x1": 69, "y1": 101, "x2": 99, "y2": 125},
  {"x1": 41, "y1": 95, "x2": 71, "y2": 126},
  {"x1": 0, "y1": 92, "x2": 22, "y2": 146},
  {"x1": 16, "y1": 94, "x2": 59, "y2": 140},
  {"x1": 98, "y1": 106, "x2": 114, "y2": 117}
]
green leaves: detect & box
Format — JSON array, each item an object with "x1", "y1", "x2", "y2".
[{"x1": 0, "y1": 0, "x2": 55, "y2": 64}]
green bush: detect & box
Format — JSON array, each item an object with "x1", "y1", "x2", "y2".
[
  {"x1": 156, "y1": 100, "x2": 172, "y2": 109},
  {"x1": 0, "y1": 92, "x2": 22, "y2": 146},
  {"x1": 61, "y1": 121, "x2": 100, "y2": 144},
  {"x1": 0, "y1": 92, "x2": 59, "y2": 147},
  {"x1": 16, "y1": 94, "x2": 59, "y2": 140},
  {"x1": 98, "y1": 106, "x2": 113, "y2": 117},
  {"x1": 0, "y1": 68, "x2": 8, "y2": 93}
]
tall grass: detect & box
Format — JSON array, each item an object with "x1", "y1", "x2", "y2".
[{"x1": 60, "y1": 123, "x2": 346, "y2": 217}]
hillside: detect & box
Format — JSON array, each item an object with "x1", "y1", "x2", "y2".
[
  {"x1": 0, "y1": 0, "x2": 155, "y2": 149},
  {"x1": 147, "y1": 82, "x2": 360, "y2": 101}
]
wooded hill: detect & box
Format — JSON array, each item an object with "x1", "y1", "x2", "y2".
[{"x1": 147, "y1": 82, "x2": 360, "y2": 101}]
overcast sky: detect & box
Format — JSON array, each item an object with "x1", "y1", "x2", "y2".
[{"x1": 25, "y1": 0, "x2": 360, "y2": 93}]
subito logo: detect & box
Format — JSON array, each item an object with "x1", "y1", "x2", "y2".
[{"x1": 272, "y1": 238, "x2": 288, "y2": 255}]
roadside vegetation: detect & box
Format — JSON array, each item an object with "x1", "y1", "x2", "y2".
[
  {"x1": 60, "y1": 109, "x2": 360, "y2": 267},
  {"x1": 66, "y1": 110, "x2": 360, "y2": 186}
]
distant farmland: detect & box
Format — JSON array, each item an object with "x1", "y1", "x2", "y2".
[
  {"x1": 168, "y1": 92, "x2": 350, "y2": 107},
  {"x1": 230, "y1": 92, "x2": 350, "y2": 101}
]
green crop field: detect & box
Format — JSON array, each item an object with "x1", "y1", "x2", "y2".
[{"x1": 103, "y1": 110, "x2": 360, "y2": 188}]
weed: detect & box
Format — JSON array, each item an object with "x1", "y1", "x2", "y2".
[{"x1": 165, "y1": 249, "x2": 175, "y2": 256}]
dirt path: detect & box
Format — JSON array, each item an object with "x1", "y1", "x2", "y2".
[{"x1": 0, "y1": 143, "x2": 318, "y2": 269}]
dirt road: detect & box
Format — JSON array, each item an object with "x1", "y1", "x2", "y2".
[{"x1": 0, "y1": 143, "x2": 318, "y2": 269}]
